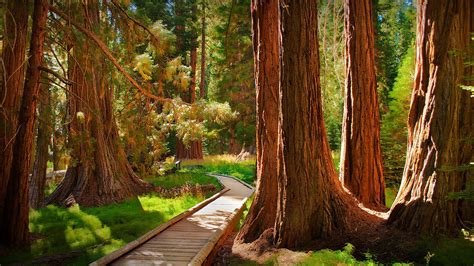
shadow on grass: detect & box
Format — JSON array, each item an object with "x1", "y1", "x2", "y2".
[{"x1": 0, "y1": 193, "x2": 203, "y2": 265}]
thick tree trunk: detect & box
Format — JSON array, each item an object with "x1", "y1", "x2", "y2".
[
  {"x1": 176, "y1": 139, "x2": 203, "y2": 160},
  {"x1": 236, "y1": 0, "x2": 279, "y2": 244},
  {"x1": 29, "y1": 84, "x2": 52, "y2": 209},
  {"x1": 200, "y1": 0, "x2": 207, "y2": 99},
  {"x1": 388, "y1": 0, "x2": 473, "y2": 234},
  {"x1": 46, "y1": 1, "x2": 151, "y2": 207},
  {"x1": 339, "y1": 0, "x2": 385, "y2": 208},
  {"x1": 273, "y1": 0, "x2": 353, "y2": 248},
  {"x1": 1, "y1": 0, "x2": 49, "y2": 247},
  {"x1": 0, "y1": 0, "x2": 29, "y2": 229}
]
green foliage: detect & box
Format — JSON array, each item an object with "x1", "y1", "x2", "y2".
[
  {"x1": 182, "y1": 155, "x2": 256, "y2": 185},
  {"x1": 381, "y1": 45, "x2": 415, "y2": 185},
  {"x1": 375, "y1": 0, "x2": 416, "y2": 111},
  {"x1": 146, "y1": 171, "x2": 222, "y2": 189},
  {"x1": 318, "y1": 0, "x2": 344, "y2": 150},
  {"x1": 414, "y1": 235, "x2": 474, "y2": 266},
  {"x1": 0, "y1": 194, "x2": 203, "y2": 265},
  {"x1": 299, "y1": 244, "x2": 381, "y2": 265},
  {"x1": 385, "y1": 186, "x2": 399, "y2": 208},
  {"x1": 207, "y1": 0, "x2": 255, "y2": 153}
]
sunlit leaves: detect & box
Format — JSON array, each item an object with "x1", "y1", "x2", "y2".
[{"x1": 133, "y1": 53, "x2": 153, "y2": 80}]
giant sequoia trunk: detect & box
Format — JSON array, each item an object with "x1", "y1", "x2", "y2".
[
  {"x1": 339, "y1": 0, "x2": 385, "y2": 208},
  {"x1": 29, "y1": 84, "x2": 52, "y2": 209},
  {"x1": 46, "y1": 2, "x2": 150, "y2": 207},
  {"x1": 236, "y1": 0, "x2": 279, "y2": 244},
  {"x1": 0, "y1": 0, "x2": 29, "y2": 230},
  {"x1": 273, "y1": 0, "x2": 353, "y2": 248},
  {"x1": 1, "y1": 0, "x2": 49, "y2": 246},
  {"x1": 388, "y1": 0, "x2": 473, "y2": 234}
]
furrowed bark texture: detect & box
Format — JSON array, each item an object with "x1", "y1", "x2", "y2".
[
  {"x1": 236, "y1": 0, "x2": 279, "y2": 244},
  {"x1": 46, "y1": 1, "x2": 150, "y2": 207},
  {"x1": 273, "y1": 0, "x2": 351, "y2": 248},
  {"x1": 29, "y1": 84, "x2": 52, "y2": 209},
  {"x1": 340, "y1": 0, "x2": 385, "y2": 208},
  {"x1": 388, "y1": 0, "x2": 473, "y2": 234},
  {"x1": 0, "y1": 0, "x2": 29, "y2": 229},
  {"x1": 1, "y1": 0, "x2": 49, "y2": 246}
]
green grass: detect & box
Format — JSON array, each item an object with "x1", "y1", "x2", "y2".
[
  {"x1": 0, "y1": 194, "x2": 204, "y2": 265},
  {"x1": 385, "y1": 186, "x2": 399, "y2": 208},
  {"x1": 182, "y1": 154, "x2": 256, "y2": 185},
  {"x1": 414, "y1": 235, "x2": 474, "y2": 265},
  {"x1": 145, "y1": 171, "x2": 222, "y2": 189}
]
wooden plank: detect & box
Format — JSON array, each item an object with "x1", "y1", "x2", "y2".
[
  {"x1": 113, "y1": 259, "x2": 188, "y2": 266},
  {"x1": 89, "y1": 187, "x2": 230, "y2": 266}
]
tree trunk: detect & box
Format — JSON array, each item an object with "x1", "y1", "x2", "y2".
[
  {"x1": 1, "y1": 0, "x2": 49, "y2": 247},
  {"x1": 200, "y1": 0, "x2": 207, "y2": 99},
  {"x1": 236, "y1": 0, "x2": 279, "y2": 244},
  {"x1": 46, "y1": 1, "x2": 151, "y2": 207},
  {"x1": 273, "y1": 0, "x2": 353, "y2": 248},
  {"x1": 0, "y1": 0, "x2": 29, "y2": 231},
  {"x1": 29, "y1": 84, "x2": 52, "y2": 209},
  {"x1": 176, "y1": 139, "x2": 203, "y2": 160},
  {"x1": 228, "y1": 125, "x2": 237, "y2": 154},
  {"x1": 339, "y1": 0, "x2": 385, "y2": 208},
  {"x1": 388, "y1": 0, "x2": 473, "y2": 234},
  {"x1": 190, "y1": 48, "x2": 197, "y2": 103}
]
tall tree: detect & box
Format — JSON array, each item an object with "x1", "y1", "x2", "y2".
[
  {"x1": 339, "y1": 0, "x2": 385, "y2": 208},
  {"x1": 29, "y1": 84, "x2": 52, "y2": 209},
  {"x1": 273, "y1": 0, "x2": 353, "y2": 248},
  {"x1": 388, "y1": 0, "x2": 473, "y2": 234},
  {"x1": 1, "y1": 0, "x2": 49, "y2": 246},
  {"x1": 199, "y1": 0, "x2": 207, "y2": 99},
  {"x1": 236, "y1": 0, "x2": 279, "y2": 243},
  {"x1": 175, "y1": 0, "x2": 204, "y2": 160},
  {"x1": 46, "y1": 1, "x2": 151, "y2": 207},
  {"x1": 0, "y1": 0, "x2": 29, "y2": 231}
]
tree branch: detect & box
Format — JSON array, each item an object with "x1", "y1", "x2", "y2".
[
  {"x1": 49, "y1": 5, "x2": 171, "y2": 103},
  {"x1": 39, "y1": 66, "x2": 74, "y2": 85}
]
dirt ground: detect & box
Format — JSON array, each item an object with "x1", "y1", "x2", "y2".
[{"x1": 211, "y1": 210, "x2": 422, "y2": 265}]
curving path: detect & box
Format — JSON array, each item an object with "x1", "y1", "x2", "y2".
[{"x1": 90, "y1": 174, "x2": 254, "y2": 266}]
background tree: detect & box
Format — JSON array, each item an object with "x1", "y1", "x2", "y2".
[
  {"x1": 388, "y1": 0, "x2": 473, "y2": 234},
  {"x1": 339, "y1": 0, "x2": 385, "y2": 208},
  {"x1": 1, "y1": 0, "x2": 49, "y2": 246},
  {"x1": 46, "y1": 2, "x2": 151, "y2": 207},
  {"x1": 0, "y1": 0, "x2": 29, "y2": 236}
]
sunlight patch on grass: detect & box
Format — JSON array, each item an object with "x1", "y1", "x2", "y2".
[
  {"x1": 1, "y1": 193, "x2": 204, "y2": 265},
  {"x1": 145, "y1": 171, "x2": 221, "y2": 189},
  {"x1": 385, "y1": 186, "x2": 399, "y2": 208},
  {"x1": 182, "y1": 154, "x2": 256, "y2": 185}
]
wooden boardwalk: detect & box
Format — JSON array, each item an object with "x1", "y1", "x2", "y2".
[{"x1": 91, "y1": 174, "x2": 254, "y2": 266}]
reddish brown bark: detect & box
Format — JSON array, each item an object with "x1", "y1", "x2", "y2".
[
  {"x1": 388, "y1": 0, "x2": 473, "y2": 234},
  {"x1": 176, "y1": 139, "x2": 203, "y2": 160},
  {"x1": 46, "y1": 1, "x2": 150, "y2": 207},
  {"x1": 273, "y1": 0, "x2": 353, "y2": 248},
  {"x1": 236, "y1": 0, "x2": 279, "y2": 244},
  {"x1": 29, "y1": 84, "x2": 52, "y2": 209},
  {"x1": 339, "y1": 0, "x2": 385, "y2": 208},
  {"x1": 0, "y1": 0, "x2": 29, "y2": 227},
  {"x1": 1, "y1": 0, "x2": 49, "y2": 246}
]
